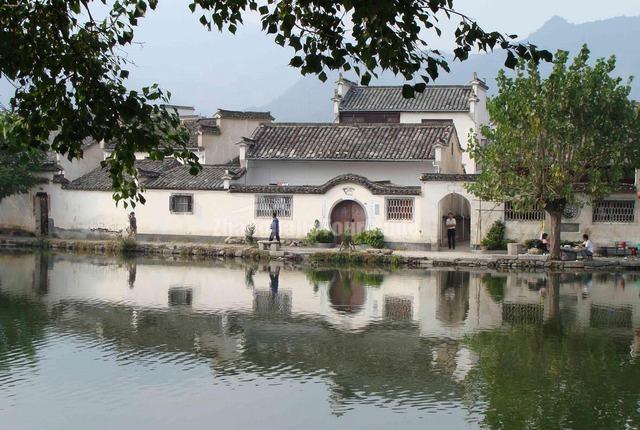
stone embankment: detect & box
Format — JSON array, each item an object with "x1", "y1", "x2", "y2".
[{"x1": 1, "y1": 236, "x2": 639, "y2": 272}]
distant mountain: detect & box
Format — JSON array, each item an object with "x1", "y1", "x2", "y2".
[{"x1": 251, "y1": 15, "x2": 640, "y2": 122}]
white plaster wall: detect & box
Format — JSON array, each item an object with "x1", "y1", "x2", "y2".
[
  {"x1": 503, "y1": 193, "x2": 640, "y2": 245},
  {"x1": 204, "y1": 118, "x2": 267, "y2": 165},
  {"x1": 58, "y1": 142, "x2": 104, "y2": 181},
  {"x1": 401, "y1": 112, "x2": 479, "y2": 173},
  {"x1": 242, "y1": 160, "x2": 434, "y2": 186},
  {"x1": 419, "y1": 183, "x2": 640, "y2": 248},
  {"x1": 0, "y1": 175, "x2": 57, "y2": 233},
  {"x1": 436, "y1": 133, "x2": 464, "y2": 174},
  {"x1": 45, "y1": 182, "x2": 425, "y2": 243},
  {"x1": 49, "y1": 189, "x2": 130, "y2": 235}
]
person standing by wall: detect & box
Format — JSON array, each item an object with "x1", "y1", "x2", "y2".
[
  {"x1": 127, "y1": 212, "x2": 137, "y2": 239},
  {"x1": 269, "y1": 211, "x2": 280, "y2": 244},
  {"x1": 446, "y1": 212, "x2": 457, "y2": 250}
]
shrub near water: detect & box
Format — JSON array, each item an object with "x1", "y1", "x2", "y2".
[
  {"x1": 481, "y1": 220, "x2": 507, "y2": 250},
  {"x1": 305, "y1": 227, "x2": 335, "y2": 244},
  {"x1": 354, "y1": 228, "x2": 385, "y2": 249}
]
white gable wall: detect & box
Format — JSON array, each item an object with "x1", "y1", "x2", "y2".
[
  {"x1": 204, "y1": 118, "x2": 269, "y2": 165},
  {"x1": 58, "y1": 142, "x2": 104, "y2": 181},
  {"x1": 400, "y1": 112, "x2": 479, "y2": 174}
]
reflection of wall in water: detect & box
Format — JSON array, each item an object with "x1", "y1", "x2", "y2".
[
  {"x1": 436, "y1": 271, "x2": 470, "y2": 325},
  {"x1": 253, "y1": 289, "x2": 292, "y2": 317},
  {"x1": 168, "y1": 287, "x2": 193, "y2": 307},
  {"x1": 384, "y1": 295, "x2": 413, "y2": 321}
]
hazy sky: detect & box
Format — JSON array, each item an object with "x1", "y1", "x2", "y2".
[{"x1": 2, "y1": 1, "x2": 640, "y2": 114}]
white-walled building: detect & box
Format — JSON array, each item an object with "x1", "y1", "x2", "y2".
[{"x1": 1, "y1": 75, "x2": 639, "y2": 250}]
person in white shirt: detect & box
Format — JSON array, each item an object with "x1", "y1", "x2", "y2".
[
  {"x1": 445, "y1": 212, "x2": 457, "y2": 250},
  {"x1": 580, "y1": 234, "x2": 594, "y2": 259}
]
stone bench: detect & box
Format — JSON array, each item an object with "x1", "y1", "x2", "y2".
[{"x1": 257, "y1": 240, "x2": 281, "y2": 251}]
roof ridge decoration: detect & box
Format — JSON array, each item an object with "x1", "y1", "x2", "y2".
[
  {"x1": 214, "y1": 109, "x2": 274, "y2": 121},
  {"x1": 229, "y1": 173, "x2": 421, "y2": 196}
]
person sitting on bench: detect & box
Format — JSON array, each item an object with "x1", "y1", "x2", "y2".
[
  {"x1": 579, "y1": 234, "x2": 594, "y2": 259},
  {"x1": 536, "y1": 233, "x2": 549, "y2": 254}
]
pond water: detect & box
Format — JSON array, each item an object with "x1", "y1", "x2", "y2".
[{"x1": 0, "y1": 252, "x2": 639, "y2": 429}]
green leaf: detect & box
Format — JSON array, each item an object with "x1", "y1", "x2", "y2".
[{"x1": 402, "y1": 84, "x2": 414, "y2": 98}]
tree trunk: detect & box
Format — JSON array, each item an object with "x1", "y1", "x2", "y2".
[
  {"x1": 544, "y1": 272, "x2": 562, "y2": 335},
  {"x1": 546, "y1": 200, "x2": 566, "y2": 260}
]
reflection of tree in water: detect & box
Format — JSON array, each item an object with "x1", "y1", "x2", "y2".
[
  {"x1": 0, "y1": 292, "x2": 48, "y2": 371},
  {"x1": 305, "y1": 268, "x2": 384, "y2": 314},
  {"x1": 482, "y1": 274, "x2": 507, "y2": 303},
  {"x1": 436, "y1": 271, "x2": 470, "y2": 324},
  {"x1": 465, "y1": 324, "x2": 640, "y2": 429}
]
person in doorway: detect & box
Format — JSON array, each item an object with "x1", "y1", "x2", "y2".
[
  {"x1": 269, "y1": 211, "x2": 280, "y2": 244},
  {"x1": 127, "y1": 212, "x2": 137, "y2": 239},
  {"x1": 579, "y1": 234, "x2": 594, "y2": 259},
  {"x1": 446, "y1": 212, "x2": 457, "y2": 250}
]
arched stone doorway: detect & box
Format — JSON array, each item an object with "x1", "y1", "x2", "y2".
[
  {"x1": 330, "y1": 200, "x2": 366, "y2": 241},
  {"x1": 438, "y1": 193, "x2": 471, "y2": 249}
]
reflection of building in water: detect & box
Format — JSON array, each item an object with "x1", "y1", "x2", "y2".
[
  {"x1": 169, "y1": 287, "x2": 193, "y2": 307},
  {"x1": 384, "y1": 295, "x2": 413, "y2": 321},
  {"x1": 502, "y1": 303, "x2": 544, "y2": 325},
  {"x1": 4, "y1": 253, "x2": 640, "y2": 417},
  {"x1": 2, "y1": 253, "x2": 640, "y2": 341},
  {"x1": 436, "y1": 271, "x2": 470, "y2": 325},
  {"x1": 328, "y1": 271, "x2": 366, "y2": 314},
  {"x1": 253, "y1": 289, "x2": 292, "y2": 317}
]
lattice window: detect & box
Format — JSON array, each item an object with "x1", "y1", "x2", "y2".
[
  {"x1": 170, "y1": 194, "x2": 193, "y2": 213},
  {"x1": 386, "y1": 198, "x2": 414, "y2": 221},
  {"x1": 504, "y1": 202, "x2": 545, "y2": 222},
  {"x1": 592, "y1": 200, "x2": 635, "y2": 223},
  {"x1": 255, "y1": 195, "x2": 292, "y2": 218}
]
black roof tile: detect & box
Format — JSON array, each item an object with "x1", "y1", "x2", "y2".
[
  {"x1": 247, "y1": 122, "x2": 455, "y2": 161},
  {"x1": 339, "y1": 85, "x2": 472, "y2": 112}
]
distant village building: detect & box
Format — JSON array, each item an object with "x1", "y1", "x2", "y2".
[{"x1": 1, "y1": 75, "x2": 639, "y2": 250}]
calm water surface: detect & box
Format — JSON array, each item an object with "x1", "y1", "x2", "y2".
[{"x1": 0, "y1": 252, "x2": 639, "y2": 429}]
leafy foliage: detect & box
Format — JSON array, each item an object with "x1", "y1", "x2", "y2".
[
  {"x1": 1, "y1": 0, "x2": 551, "y2": 204},
  {"x1": 467, "y1": 45, "x2": 640, "y2": 258},
  {"x1": 305, "y1": 227, "x2": 335, "y2": 244},
  {"x1": 354, "y1": 228, "x2": 385, "y2": 249},
  {"x1": 481, "y1": 220, "x2": 507, "y2": 250},
  {"x1": 481, "y1": 274, "x2": 506, "y2": 303},
  {"x1": 0, "y1": 114, "x2": 48, "y2": 201}
]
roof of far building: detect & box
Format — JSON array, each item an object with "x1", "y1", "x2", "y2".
[
  {"x1": 246, "y1": 122, "x2": 455, "y2": 161},
  {"x1": 104, "y1": 117, "x2": 220, "y2": 151},
  {"x1": 339, "y1": 85, "x2": 473, "y2": 112},
  {"x1": 64, "y1": 159, "x2": 244, "y2": 191},
  {"x1": 214, "y1": 109, "x2": 274, "y2": 121},
  {"x1": 144, "y1": 164, "x2": 244, "y2": 190}
]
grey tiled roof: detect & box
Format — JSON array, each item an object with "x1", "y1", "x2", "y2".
[
  {"x1": 104, "y1": 117, "x2": 219, "y2": 150},
  {"x1": 215, "y1": 109, "x2": 273, "y2": 121},
  {"x1": 339, "y1": 85, "x2": 472, "y2": 112},
  {"x1": 145, "y1": 165, "x2": 244, "y2": 191},
  {"x1": 64, "y1": 159, "x2": 244, "y2": 191},
  {"x1": 182, "y1": 117, "x2": 220, "y2": 147},
  {"x1": 64, "y1": 159, "x2": 181, "y2": 191},
  {"x1": 229, "y1": 174, "x2": 420, "y2": 196},
  {"x1": 247, "y1": 122, "x2": 455, "y2": 161}
]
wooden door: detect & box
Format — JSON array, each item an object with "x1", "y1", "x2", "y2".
[
  {"x1": 36, "y1": 193, "x2": 49, "y2": 236},
  {"x1": 331, "y1": 200, "x2": 366, "y2": 240}
]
